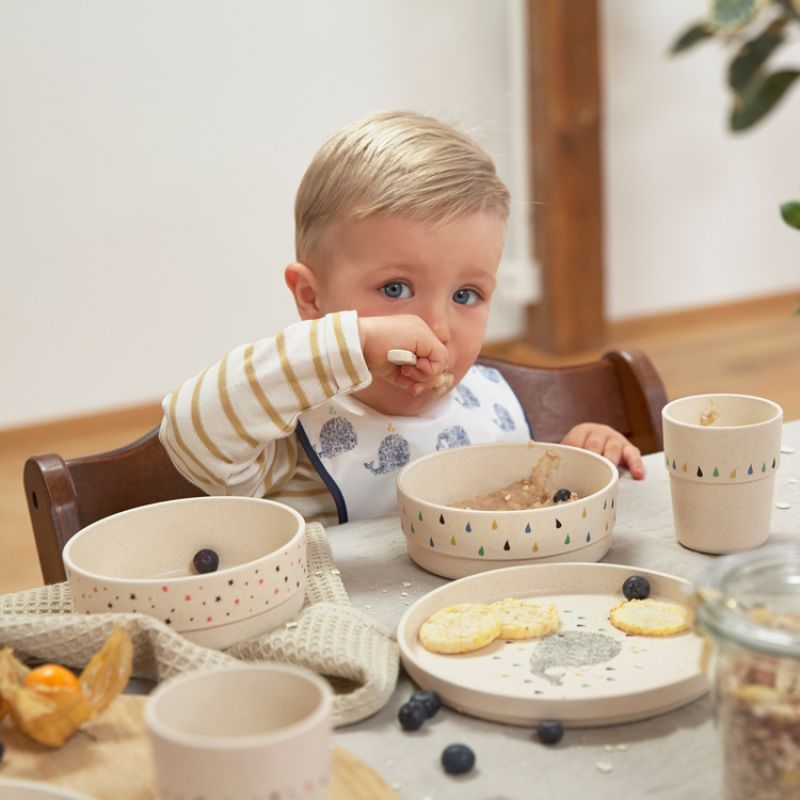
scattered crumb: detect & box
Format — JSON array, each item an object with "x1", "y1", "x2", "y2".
[
  {"x1": 314, "y1": 571, "x2": 324, "y2": 577},
  {"x1": 789, "y1": 478, "x2": 799, "y2": 485},
  {"x1": 400, "y1": 591, "x2": 408, "y2": 597},
  {"x1": 616, "y1": 744, "x2": 628, "y2": 751},
  {"x1": 604, "y1": 745, "x2": 614, "y2": 752},
  {"x1": 595, "y1": 762, "x2": 614, "y2": 774},
  {"x1": 776, "y1": 502, "x2": 791, "y2": 510},
  {"x1": 700, "y1": 409, "x2": 718, "y2": 426},
  {"x1": 285, "y1": 621, "x2": 299, "y2": 629},
  {"x1": 382, "y1": 589, "x2": 387, "y2": 593},
  {"x1": 402, "y1": 581, "x2": 412, "y2": 587},
  {"x1": 781, "y1": 445, "x2": 795, "y2": 454},
  {"x1": 365, "y1": 605, "x2": 373, "y2": 609},
  {"x1": 432, "y1": 371, "x2": 455, "y2": 394},
  {"x1": 330, "y1": 568, "x2": 341, "y2": 576}
]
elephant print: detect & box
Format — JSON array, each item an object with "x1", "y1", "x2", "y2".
[
  {"x1": 476, "y1": 365, "x2": 502, "y2": 383},
  {"x1": 317, "y1": 416, "x2": 357, "y2": 459},
  {"x1": 364, "y1": 434, "x2": 411, "y2": 475},
  {"x1": 454, "y1": 384, "x2": 480, "y2": 408},
  {"x1": 435, "y1": 425, "x2": 471, "y2": 450},
  {"x1": 493, "y1": 403, "x2": 516, "y2": 432}
]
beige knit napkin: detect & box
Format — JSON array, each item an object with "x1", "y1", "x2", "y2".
[{"x1": 0, "y1": 523, "x2": 399, "y2": 726}]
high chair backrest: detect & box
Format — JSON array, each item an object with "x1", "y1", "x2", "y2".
[{"x1": 24, "y1": 348, "x2": 667, "y2": 584}]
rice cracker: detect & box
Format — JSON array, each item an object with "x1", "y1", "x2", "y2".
[
  {"x1": 490, "y1": 597, "x2": 561, "y2": 640},
  {"x1": 609, "y1": 598, "x2": 689, "y2": 636},
  {"x1": 419, "y1": 603, "x2": 501, "y2": 654}
]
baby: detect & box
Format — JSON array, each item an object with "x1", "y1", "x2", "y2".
[{"x1": 159, "y1": 111, "x2": 643, "y2": 526}]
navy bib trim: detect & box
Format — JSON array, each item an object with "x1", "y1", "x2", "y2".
[{"x1": 295, "y1": 421, "x2": 349, "y2": 524}]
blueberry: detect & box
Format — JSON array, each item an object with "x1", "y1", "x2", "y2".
[
  {"x1": 441, "y1": 743, "x2": 475, "y2": 775},
  {"x1": 552, "y1": 488, "x2": 573, "y2": 504},
  {"x1": 537, "y1": 719, "x2": 564, "y2": 745},
  {"x1": 398, "y1": 700, "x2": 427, "y2": 731},
  {"x1": 192, "y1": 548, "x2": 220, "y2": 574},
  {"x1": 410, "y1": 690, "x2": 441, "y2": 718},
  {"x1": 622, "y1": 575, "x2": 651, "y2": 601}
]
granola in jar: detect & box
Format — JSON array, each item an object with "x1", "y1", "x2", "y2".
[{"x1": 696, "y1": 549, "x2": 800, "y2": 800}]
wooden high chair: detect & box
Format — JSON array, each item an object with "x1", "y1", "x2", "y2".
[{"x1": 24, "y1": 349, "x2": 667, "y2": 584}]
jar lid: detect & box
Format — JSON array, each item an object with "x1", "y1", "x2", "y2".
[{"x1": 695, "y1": 545, "x2": 800, "y2": 659}]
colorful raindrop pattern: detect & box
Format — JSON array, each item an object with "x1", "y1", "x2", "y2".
[{"x1": 664, "y1": 452, "x2": 780, "y2": 482}]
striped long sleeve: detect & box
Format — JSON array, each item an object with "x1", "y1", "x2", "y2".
[{"x1": 159, "y1": 311, "x2": 371, "y2": 507}]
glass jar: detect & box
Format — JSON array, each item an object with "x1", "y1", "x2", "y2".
[{"x1": 696, "y1": 547, "x2": 800, "y2": 800}]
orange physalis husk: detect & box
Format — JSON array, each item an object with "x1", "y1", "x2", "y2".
[
  {"x1": 1, "y1": 676, "x2": 93, "y2": 747},
  {"x1": 0, "y1": 627, "x2": 133, "y2": 747},
  {"x1": 79, "y1": 626, "x2": 133, "y2": 717},
  {"x1": 0, "y1": 647, "x2": 28, "y2": 724}
]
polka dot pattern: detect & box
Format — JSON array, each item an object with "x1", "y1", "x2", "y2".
[{"x1": 68, "y1": 538, "x2": 306, "y2": 633}]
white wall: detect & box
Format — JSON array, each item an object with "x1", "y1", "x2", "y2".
[
  {"x1": 602, "y1": 0, "x2": 800, "y2": 319},
  {"x1": 1, "y1": 0, "x2": 529, "y2": 428},
  {"x1": 2, "y1": 1, "x2": 798, "y2": 428}
]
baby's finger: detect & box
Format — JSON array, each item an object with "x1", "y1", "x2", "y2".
[
  {"x1": 561, "y1": 427, "x2": 589, "y2": 449},
  {"x1": 582, "y1": 432, "x2": 608, "y2": 456},
  {"x1": 400, "y1": 364, "x2": 434, "y2": 382},
  {"x1": 414, "y1": 337, "x2": 449, "y2": 373},
  {"x1": 623, "y1": 444, "x2": 645, "y2": 480},
  {"x1": 602, "y1": 438, "x2": 623, "y2": 466},
  {"x1": 394, "y1": 373, "x2": 416, "y2": 391}
]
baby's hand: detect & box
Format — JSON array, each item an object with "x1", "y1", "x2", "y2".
[
  {"x1": 561, "y1": 423, "x2": 645, "y2": 479},
  {"x1": 358, "y1": 315, "x2": 449, "y2": 396}
]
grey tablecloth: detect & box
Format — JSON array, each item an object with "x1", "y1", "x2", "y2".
[{"x1": 330, "y1": 420, "x2": 800, "y2": 800}]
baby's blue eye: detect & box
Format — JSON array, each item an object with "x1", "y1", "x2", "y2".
[
  {"x1": 382, "y1": 282, "x2": 412, "y2": 299},
  {"x1": 453, "y1": 288, "x2": 479, "y2": 306}
]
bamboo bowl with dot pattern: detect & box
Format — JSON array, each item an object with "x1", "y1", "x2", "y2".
[
  {"x1": 63, "y1": 497, "x2": 307, "y2": 650},
  {"x1": 396, "y1": 442, "x2": 619, "y2": 579}
]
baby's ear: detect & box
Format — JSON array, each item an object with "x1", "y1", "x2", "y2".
[{"x1": 284, "y1": 262, "x2": 322, "y2": 320}]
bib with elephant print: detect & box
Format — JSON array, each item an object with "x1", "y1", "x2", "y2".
[{"x1": 295, "y1": 365, "x2": 532, "y2": 523}]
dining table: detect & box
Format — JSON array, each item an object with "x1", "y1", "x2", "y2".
[
  {"x1": 4, "y1": 422, "x2": 799, "y2": 800},
  {"x1": 329, "y1": 419, "x2": 800, "y2": 799}
]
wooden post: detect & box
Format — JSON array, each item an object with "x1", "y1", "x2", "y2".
[{"x1": 526, "y1": 0, "x2": 606, "y2": 352}]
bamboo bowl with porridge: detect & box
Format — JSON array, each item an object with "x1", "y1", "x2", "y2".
[{"x1": 396, "y1": 442, "x2": 618, "y2": 579}]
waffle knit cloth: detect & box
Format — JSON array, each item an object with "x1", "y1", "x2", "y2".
[{"x1": 0, "y1": 523, "x2": 399, "y2": 727}]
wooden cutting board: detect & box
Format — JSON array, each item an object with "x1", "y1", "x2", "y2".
[{"x1": 0, "y1": 695, "x2": 396, "y2": 799}]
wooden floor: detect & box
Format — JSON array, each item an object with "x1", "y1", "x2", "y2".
[{"x1": 2, "y1": 291, "x2": 798, "y2": 596}]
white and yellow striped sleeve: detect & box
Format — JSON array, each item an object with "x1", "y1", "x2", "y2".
[{"x1": 158, "y1": 310, "x2": 371, "y2": 497}]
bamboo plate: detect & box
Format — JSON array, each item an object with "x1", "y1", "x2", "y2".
[{"x1": 398, "y1": 561, "x2": 708, "y2": 727}]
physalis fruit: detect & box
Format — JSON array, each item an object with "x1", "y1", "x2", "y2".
[{"x1": 0, "y1": 626, "x2": 133, "y2": 747}]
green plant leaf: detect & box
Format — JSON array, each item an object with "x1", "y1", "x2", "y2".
[
  {"x1": 730, "y1": 70, "x2": 800, "y2": 130},
  {"x1": 781, "y1": 201, "x2": 800, "y2": 229},
  {"x1": 711, "y1": 0, "x2": 762, "y2": 30},
  {"x1": 670, "y1": 22, "x2": 715, "y2": 54},
  {"x1": 728, "y1": 28, "x2": 785, "y2": 92}
]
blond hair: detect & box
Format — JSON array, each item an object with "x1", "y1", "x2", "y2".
[{"x1": 294, "y1": 110, "x2": 510, "y2": 263}]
